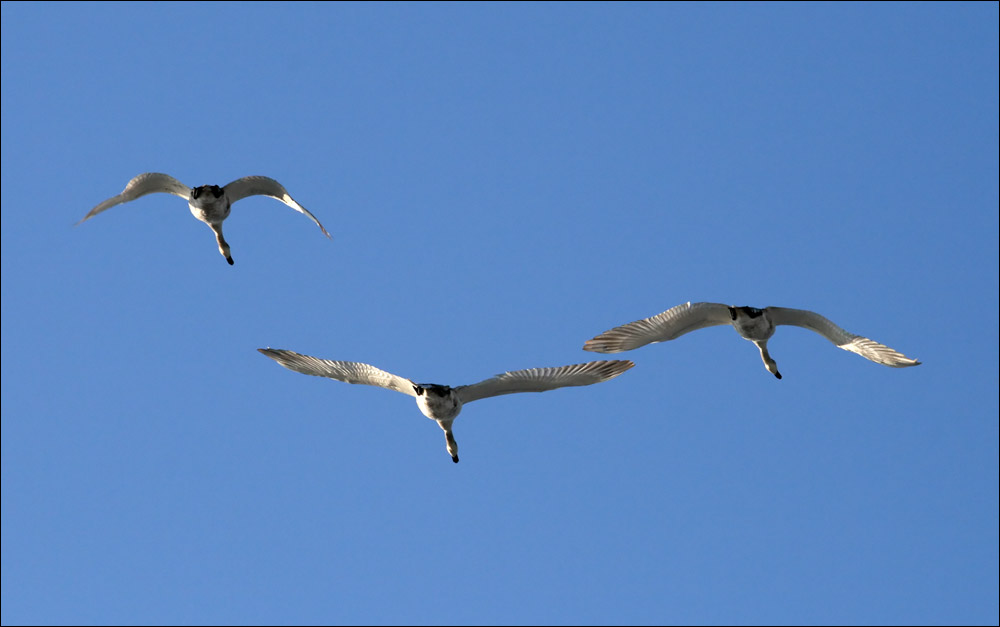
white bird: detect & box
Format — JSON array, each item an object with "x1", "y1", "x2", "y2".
[
  {"x1": 583, "y1": 301, "x2": 921, "y2": 379},
  {"x1": 258, "y1": 348, "x2": 634, "y2": 463},
  {"x1": 78, "y1": 172, "x2": 331, "y2": 265}
]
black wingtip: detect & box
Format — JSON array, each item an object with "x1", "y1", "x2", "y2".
[
  {"x1": 452, "y1": 456, "x2": 459, "y2": 463},
  {"x1": 775, "y1": 371, "x2": 782, "y2": 380},
  {"x1": 226, "y1": 256, "x2": 234, "y2": 265}
]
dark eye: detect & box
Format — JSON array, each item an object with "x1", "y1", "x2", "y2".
[{"x1": 192, "y1": 188, "x2": 201, "y2": 199}]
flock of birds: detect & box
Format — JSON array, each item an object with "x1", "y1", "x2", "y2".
[{"x1": 80, "y1": 172, "x2": 922, "y2": 463}]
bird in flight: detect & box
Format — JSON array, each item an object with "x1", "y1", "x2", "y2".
[
  {"x1": 258, "y1": 348, "x2": 634, "y2": 463},
  {"x1": 583, "y1": 301, "x2": 920, "y2": 379},
  {"x1": 79, "y1": 172, "x2": 330, "y2": 265}
]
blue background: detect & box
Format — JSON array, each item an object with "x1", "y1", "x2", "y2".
[{"x1": 2, "y1": 3, "x2": 997, "y2": 624}]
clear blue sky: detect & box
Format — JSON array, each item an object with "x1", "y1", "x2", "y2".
[{"x1": 2, "y1": 2, "x2": 997, "y2": 625}]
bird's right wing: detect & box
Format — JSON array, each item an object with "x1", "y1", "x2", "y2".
[
  {"x1": 766, "y1": 307, "x2": 921, "y2": 368},
  {"x1": 258, "y1": 348, "x2": 418, "y2": 396},
  {"x1": 224, "y1": 176, "x2": 331, "y2": 238},
  {"x1": 78, "y1": 173, "x2": 191, "y2": 224},
  {"x1": 583, "y1": 301, "x2": 732, "y2": 353},
  {"x1": 455, "y1": 360, "x2": 634, "y2": 404}
]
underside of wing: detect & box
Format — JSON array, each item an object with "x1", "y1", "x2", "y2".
[
  {"x1": 79, "y1": 172, "x2": 191, "y2": 224},
  {"x1": 766, "y1": 307, "x2": 921, "y2": 368},
  {"x1": 456, "y1": 360, "x2": 634, "y2": 404},
  {"x1": 224, "y1": 176, "x2": 331, "y2": 238},
  {"x1": 258, "y1": 348, "x2": 417, "y2": 396},
  {"x1": 583, "y1": 301, "x2": 732, "y2": 353}
]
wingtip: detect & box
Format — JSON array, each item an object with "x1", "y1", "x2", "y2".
[
  {"x1": 582, "y1": 339, "x2": 620, "y2": 354},
  {"x1": 74, "y1": 212, "x2": 96, "y2": 228},
  {"x1": 604, "y1": 359, "x2": 635, "y2": 378}
]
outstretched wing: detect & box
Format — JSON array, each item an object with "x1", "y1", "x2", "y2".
[
  {"x1": 455, "y1": 360, "x2": 634, "y2": 404},
  {"x1": 766, "y1": 307, "x2": 921, "y2": 368},
  {"x1": 224, "y1": 176, "x2": 331, "y2": 238},
  {"x1": 257, "y1": 348, "x2": 418, "y2": 396},
  {"x1": 583, "y1": 301, "x2": 732, "y2": 353},
  {"x1": 78, "y1": 172, "x2": 190, "y2": 224}
]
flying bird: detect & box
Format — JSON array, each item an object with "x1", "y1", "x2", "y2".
[
  {"x1": 583, "y1": 301, "x2": 920, "y2": 379},
  {"x1": 78, "y1": 172, "x2": 331, "y2": 264},
  {"x1": 258, "y1": 348, "x2": 634, "y2": 463}
]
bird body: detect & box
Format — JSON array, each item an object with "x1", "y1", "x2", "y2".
[
  {"x1": 258, "y1": 348, "x2": 634, "y2": 462},
  {"x1": 187, "y1": 184, "x2": 231, "y2": 227},
  {"x1": 79, "y1": 172, "x2": 330, "y2": 264},
  {"x1": 414, "y1": 384, "x2": 463, "y2": 421},
  {"x1": 728, "y1": 306, "x2": 776, "y2": 341}
]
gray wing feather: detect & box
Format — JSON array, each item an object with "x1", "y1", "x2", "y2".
[
  {"x1": 583, "y1": 301, "x2": 732, "y2": 353},
  {"x1": 456, "y1": 360, "x2": 634, "y2": 404},
  {"x1": 766, "y1": 307, "x2": 921, "y2": 368},
  {"x1": 224, "y1": 176, "x2": 331, "y2": 238},
  {"x1": 258, "y1": 348, "x2": 417, "y2": 396},
  {"x1": 78, "y1": 172, "x2": 191, "y2": 224}
]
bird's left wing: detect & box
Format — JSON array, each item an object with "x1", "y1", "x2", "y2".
[
  {"x1": 224, "y1": 176, "x2": 331, "y2": 238},
  {"x1": 456, "y1": 360, "x2": 634, "y2": 404}
]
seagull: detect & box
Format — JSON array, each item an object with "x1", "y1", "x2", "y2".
[
  {"x1": 78, "y1": 172, "x2": 331, "y2": 265},
  {"x1": 583, "y1": 302, "x2": 921, "y2": 379},
  {"x1": 258, "y1": 348, "x2": 634, "y2": 463}
]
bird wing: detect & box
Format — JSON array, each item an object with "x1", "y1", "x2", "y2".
[
  {"x1": 765, "y1": 307, "x2": 921, "y2": 367},
  {"x1": 78, "y1": 172, "x2": 191, "y2": 224},
  {"x1": 455, "y1": 360, "x2": 634, "y2": 404},
  {"x1": 583, "y1": 301, "x2": 732, "y2": 353},
  {"x1": 224, "y1": 176, "x2": 331, "y2": 238},
  {"x1": 258, "y1": 348, "x2": 418, "y2": 396}
]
